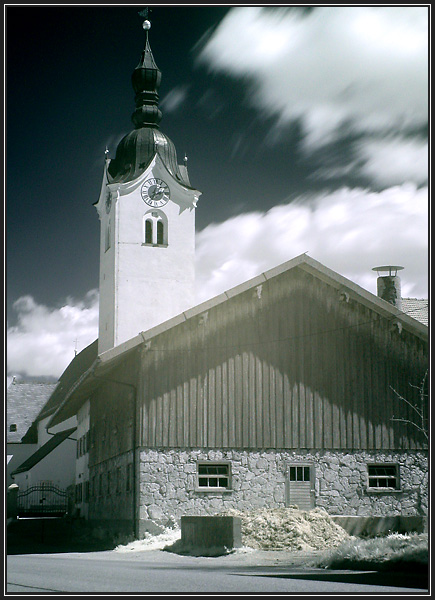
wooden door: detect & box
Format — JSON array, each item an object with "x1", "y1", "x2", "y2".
[{"x1": 287, "y1": 464, "x2": 314, "y2": 510}]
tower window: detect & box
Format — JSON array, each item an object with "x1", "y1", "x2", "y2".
[
  {"x1": 145, "y1": 219, "x2": 153, "y2": 244},
  {"x1": 143, "y1": 211, "x2": 168, "y2": 247},
  {"x1": 157, "y1": 221, "x2": 164, "y2": 245}
]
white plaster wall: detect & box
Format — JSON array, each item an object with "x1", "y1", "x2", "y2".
[
  {"x1": 7, "y1": 443, "x2": 38, "y2": 487},
  {"x1": 13, "y1": 439, "x2": 76, "y2": 491},
  {"x1": 12, "y1": 416, "x2": 78, "y2": 491}
]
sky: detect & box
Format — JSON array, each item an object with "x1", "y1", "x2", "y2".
[{"x1": 6, "y1": 5, "x2": 429, "y2": 381}]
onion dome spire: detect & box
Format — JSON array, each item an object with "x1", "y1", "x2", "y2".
[
  {"x1": 107, "y1": 9, "x2": 192, "y2": 186},
  {"x1": 131, "y1": 13, "x2": 162, "y2": 128}
]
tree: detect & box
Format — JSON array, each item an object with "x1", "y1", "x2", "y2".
[{"x1": 391, "y1": 370, "x2": 428, "y2": 442}]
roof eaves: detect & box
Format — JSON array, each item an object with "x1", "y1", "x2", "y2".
[{"x1": 46, "y1": 359, "x2": 101, "y2": 429}]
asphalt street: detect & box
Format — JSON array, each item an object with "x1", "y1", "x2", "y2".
[{"x1": 6, "y1": 549, "x2": 429, "y2": 594}]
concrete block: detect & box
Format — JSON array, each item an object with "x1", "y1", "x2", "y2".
[
  {"x1": 332, "y1": 515, "x2": 427, "y2": 537},
  {"x1": 181, "y1": 516, "x2": 242, "y2": 550}
]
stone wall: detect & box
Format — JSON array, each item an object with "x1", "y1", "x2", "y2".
[{"x1": 138, "y1": 448, "x2": 427, "y2": 535}]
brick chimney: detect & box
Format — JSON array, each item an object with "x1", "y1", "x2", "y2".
[{"x1": 372, "y1": 265, "x2": 403, "y2": 310}]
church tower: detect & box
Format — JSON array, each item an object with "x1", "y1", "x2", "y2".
[{"x1": 95, "y1": 14, "x2": 201, "y2": 354}]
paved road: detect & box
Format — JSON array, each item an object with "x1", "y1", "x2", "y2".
[{"x1": 6, "y1": 549, "x2": 428, "y2": 594}]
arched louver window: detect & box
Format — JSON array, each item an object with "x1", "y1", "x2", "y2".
[
  {"x1": 157, "y1": 221, "x2": 164, "y2": 245},
  {"x1": 145, "y1": 219, "x2": 153, "y2": 244},
  {"x1": 143, "y1": 211, "x2": 168, "y2": 246},
  {"x1": 105, "y1": 220, "x2": 111, "y2": 251}
]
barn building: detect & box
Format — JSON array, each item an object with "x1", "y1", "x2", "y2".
[{"x1": 42, "y1": 15, "x2": 427, "y2": 538}]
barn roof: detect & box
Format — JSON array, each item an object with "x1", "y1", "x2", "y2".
[{"x1": 47, "y1": 253, "x2": 428, "y2": 429}]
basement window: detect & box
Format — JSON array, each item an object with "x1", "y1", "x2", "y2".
[
  {"x1": 9, "y1": 424, "x2": 17, "y2": 432},
  {"x1": 367, "y1": 464, "x2": 400, "y2": 490},
  {"x1": 196, "y1": 462, "x2": 231, "y2": 491}
]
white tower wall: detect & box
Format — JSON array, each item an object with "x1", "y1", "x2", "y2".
[{"x1": 96, "y1": 155, "x2": 200, "y2": 354}]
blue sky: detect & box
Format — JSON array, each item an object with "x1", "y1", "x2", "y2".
[{"x1": 6, "y1": 5, "x2": 428, "y2": 379}]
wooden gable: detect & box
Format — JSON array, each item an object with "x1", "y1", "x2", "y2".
[{"x1": 135, "y1": 266, "x2": 427, "y2": 451}]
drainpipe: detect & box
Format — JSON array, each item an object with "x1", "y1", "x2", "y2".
[{"x1": 92, "y1": 374, "x2": 138, "y2": 539}]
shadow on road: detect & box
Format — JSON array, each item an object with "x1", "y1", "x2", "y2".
[
  {"x1": 7, "y1": 518, "x2": 121, "y2": 555},
  {"x1": 253, "y1": 568, "x2": 428, "y2": 590}
]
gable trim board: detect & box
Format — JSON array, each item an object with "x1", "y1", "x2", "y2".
[{"x1": 47, "y1": 254, "x2": 428, "y2": 431}]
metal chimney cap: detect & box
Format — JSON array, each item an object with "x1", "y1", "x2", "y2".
[{"x1": 372, "y1": 265, "x2": 404, "y2": 276}]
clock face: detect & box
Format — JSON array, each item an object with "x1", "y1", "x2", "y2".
[{"x1": 141, "y1": 178, "x2": 170, "y2": 207}]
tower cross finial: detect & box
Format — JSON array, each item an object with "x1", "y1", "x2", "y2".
[{"x1": 138, "y1": 7, "x2": 150, "y2": 19}]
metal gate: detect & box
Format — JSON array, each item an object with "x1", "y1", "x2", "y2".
[{"x1": 17, "y1": 484, "x2": 68, "y2": 517}]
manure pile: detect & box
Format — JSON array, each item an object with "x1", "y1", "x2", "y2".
[{"x1": 221, "y1": 507, "x2": 352, "y2": 551}]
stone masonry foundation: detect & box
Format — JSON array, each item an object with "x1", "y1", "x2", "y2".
[{"x1": 138, "y1": 448, "x2": 427, "y2": 535}]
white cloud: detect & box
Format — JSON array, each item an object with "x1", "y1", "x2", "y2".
[
  {"x1": 195, "y1": 184, "x2": 428, "y2": 304},
  {"x1": 356, "y1": 137, "x2": 428, "y2": 186},
  {"x1": 196, "y1": 7, "x2": 428, "y2": 150},
  {"x1": 160, "y1": 85, "x2": 189, "y2": 113},
  {"x1": 7, "y1": 291, "x2": 99, "y2": 379},
  {"x1": 8, "y1": 183, "x2": 428, "y2": 378}
]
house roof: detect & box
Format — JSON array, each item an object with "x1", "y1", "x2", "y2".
[
  {"x1": 10, "y1": 427, "x2": 77, "y2": 475},
  {"x1": 401, "y1": 298, "x2": 429, "y2": 326},
  {"x1": 7, "y1": 382, "x2": 57, "y2": 443},
  {"x1": 47, "y1": 254, "x2": 428, "y2": 429},
  {"x1": 7, "y1": 341, "x2": 98, "y2": 445}
]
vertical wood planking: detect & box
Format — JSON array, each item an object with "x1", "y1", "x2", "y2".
[
  {"x1": 135, "y1": 268, "x2": 426, "y2": 452},
  {"x1": 190, "y1": 370, "x2": 198, "y2": 448},
  {"x1": 227, "y1": 299, "x2": 236, "y2": 448},
  {"x1": 367, "y1": 314, "x2": 377, "y2": 450},
  {"x1": 149, "y1": 363, "x2": 156, "y2": 447},
  {"x1": 215, "y1": 362, "x2": 223, "y2": 447},
  {"x1": 336, "y1": 306, "x2": 347, "y2": 449},
  {"x1": 372, "y1": 321, "x2": 383, "y2": 450},
  {"x1": 351, "y1": 314, "x2": 361, "y2": 450},
  {"x1": 222, "y1": 359, "x2": 229, "y2": 447},
  {"x1": 304, "y1": 290, "x2": 314, "y2": 449},
  {"x1": 275, "y1": 361, "x2": 284, "y2": 448},
  {"x1": 255, "y1": 354, "x2": 263, "y2": 447},
  {"x1": 262, "y1": 357, "x2": 271, "y2": 447},
  {"x1": 283, "y1": 371, "x2": 292, "y2": 447},
  {"x1": 228, "y1": 352, "x2": 236, "y2": 447},
  {"x1": 249, "y1": 351, "x2": 256, "y2": 447},
  {"x1": 242, "y1": 351, "x2": 250, "y2": 447},
  {"x1": 234, "y1": 351, "x2": 242, "y2": 447},
  {"x1": 269, "y1": 363, "x2": 277, "y2": 448},
  {"x1": 208, "y1": 364, "x2": 216, "y2": 447}
]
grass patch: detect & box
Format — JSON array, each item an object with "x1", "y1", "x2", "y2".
[{"x1": 311, "y1": 532, "x2": 428, "y2": 572}]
